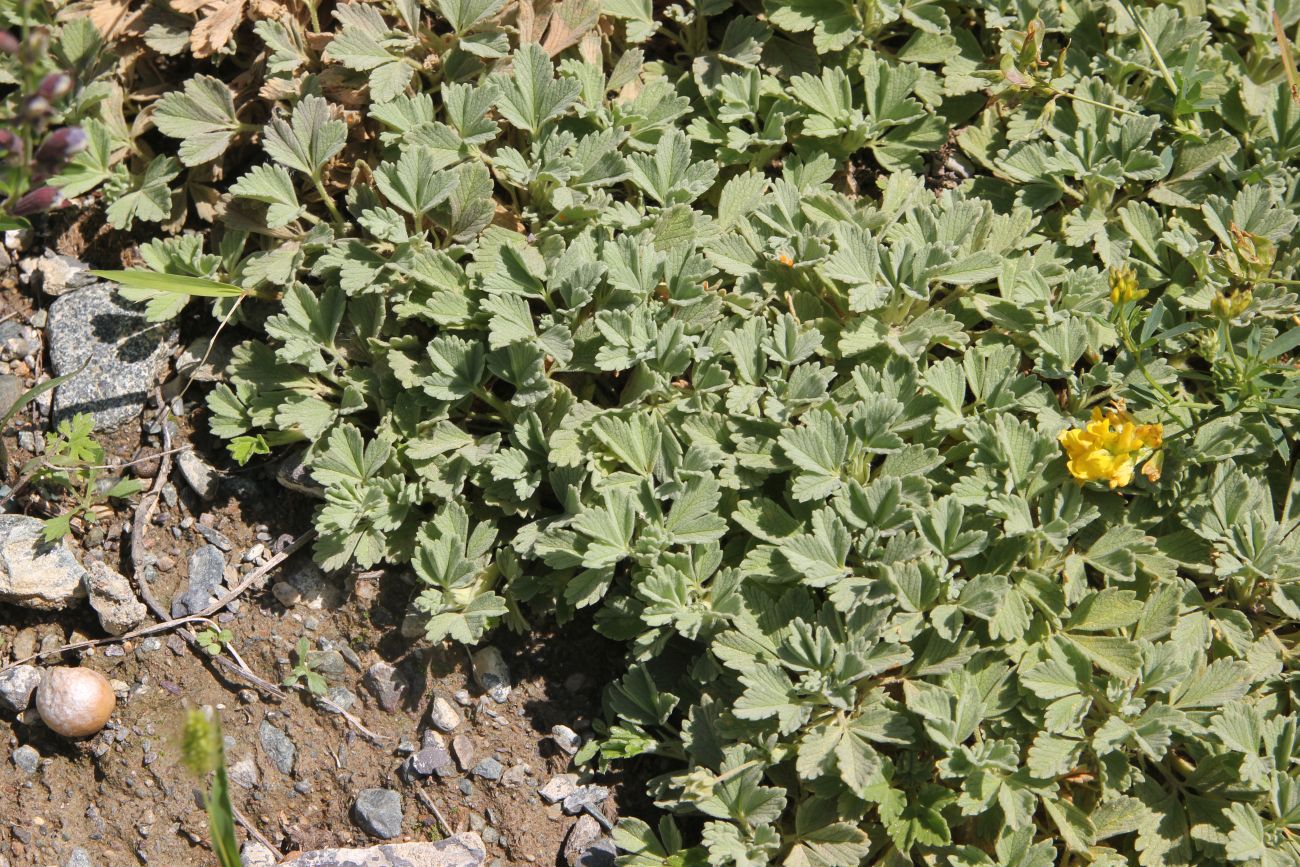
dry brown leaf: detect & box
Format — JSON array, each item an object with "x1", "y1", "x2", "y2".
[
  {"x1": 579, "y1": 30, "x2": 601, "y2": 64},
  {"x1": 191, "y1": 0, "x2": 247, "y2": 57},
  {"x1": 170, "y1": 0, "x2": 210, "y2": 13},
  {"x1": 85, "y1": 0, "x2": 141, "y2": 40},
  {"x1": 541, "y1": 0, "x2": 599, "y2": 56}
]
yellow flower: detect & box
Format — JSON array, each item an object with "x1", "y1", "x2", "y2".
[
  {"x1": 1108, "y1": 266, "x2": 1146, "y2": 305},
  {"x1": 1058, "y1": 406, "x2": 1163, "y2": 489}
]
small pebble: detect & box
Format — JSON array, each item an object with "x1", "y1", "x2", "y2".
[
  {"x1": 428, "y1": 694, "x2": 462, "y2": 733},
  {"x1": 473, "y1": 757, "x2": 504, "y2": 781},
  {"x1": 12, "y1": 744, "x2": 39, "y2": 774}
]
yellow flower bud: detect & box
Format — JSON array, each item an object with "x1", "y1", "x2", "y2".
[
  {"x1": 1109, "y1": 266, "x2": 1146, "y2": 305},
  {"x1": 1212, "y1": 288, "x2": 1252, "y2": 320}
]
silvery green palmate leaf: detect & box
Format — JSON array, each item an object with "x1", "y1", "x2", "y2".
[{"x1": 79, "y1": 0, "x2": 1300, "y2": 862}]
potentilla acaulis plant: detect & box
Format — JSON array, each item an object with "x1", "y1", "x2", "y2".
[{"x1": 33, "y1": 0, "x2": 1300, "y2": 859}]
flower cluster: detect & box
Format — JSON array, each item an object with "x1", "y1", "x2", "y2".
[
  {"x1": 1108, "y1": 265, "x2": 1146, "y2": 305},
  {"x1": 1059, "y1": 406, "x2": 1164, "y2": 488}
]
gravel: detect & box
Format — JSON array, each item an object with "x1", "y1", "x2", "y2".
[
  {"x1": 428, "y1": 694, "x2": 462, "y2": 733},
  {"x1": 471, "y1": 757, "x2": 503, "y2": 781},
  {"x1": 45, "y1": 282, "x2": 178, "y2": 431},
  {"x1": 0, "y1": 665, "x2": 41, "y2": 712},
  {"x1": 409, "y1": 741, "x2": 451, "y2": 777},
  {"x1": 177, "y1": 448, "x2": 221, "y2": 500},
  {"x1": 64, "y1": 848, "x2": 94, "y2": 867},
  {"x1": 562, "y1": 815, "x2": 604, "y2": 867},
  {"x1": 352, "y1": 788, "x2": 403, "y2": 839},
  {"x1": 229, "y1": 757, "x2": 259, "y2": 790},
  {"x1": 451, "y1": 734, "x2": 475, "y2": 771},
  {"x1": 551, "y1": 724, "x2": 581, "y2": 755},
  {"x1": 363, "y1": 662, "x2": 408, "y2": 713},
  {"x1": 259, "y1": 720, "x2": 296, "y2": 775},
  {"x1": 12, "y1": 744, "x2": 39, "y2": 774},
  {"x1": 470, "y1": 647, "x2": 511, "y2": 703},
  {"x1": 240, "y1": 840, "x2": 278, "y2": 867},
  {"x1": 84, "y1": 560, "x2": 147, "y2": 636},
  {"x1": 273, "y1": 835, "x2": 486, "y2": 867},
  {"x1": 0, "y1": 515, "x2": 88, "y2": 610},
  {"x1": 171, "y1": 545, "x2": 225, "y2": 617},
  {"x1": 539, "y1": 774, "x2": 580, "y2": 805},
  {"x1": 23, "y1": 250, "x2": 95, "y2": 296}
]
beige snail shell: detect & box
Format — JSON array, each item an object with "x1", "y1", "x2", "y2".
[{"x1": 35, "y1": 667, "x2": 116, "y2": 737}]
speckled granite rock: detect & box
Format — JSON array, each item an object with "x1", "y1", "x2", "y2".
[
  {"x1": 281, "y1": 835, "x2": 486, "y2": 866},
  {"x1": 45, "y1": 283, "x2": 178, "y2": 431},
  {"x1": 0, "y1": 515, "x2": 87, "y2": 609}
]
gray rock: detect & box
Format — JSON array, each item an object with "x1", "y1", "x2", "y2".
[
  {"x1": 84, "y1": 560, "x2": 147, "y2": 636},
  {"x1": 0, "y1": 515, "x2": 87, "y2": 609},
  {"x1": 307, "y1": 649, "x2": 346, "y2": 679},
  {"x1": 193, "y1": 522, "x2": 233, "y2": 552},
  {"x1": 0, "y1": 665, "x2": 40, "y2": 712},
  {"x1": 240, "y1": 840, "x2": 278, "y2": 867},
  {"x1": 229, "y1": 757, "x2": 259, "y2": 790},
  {"x1": 171, "y1": 545, "x2": 225, "y2": 617},
  {"x1": 572, "y1": 839, "x2": 616, "y2": 867},
  {"x1": 175, "y1": 336, "x2": 232, "y2": 383},
  {"x1": 12, "y1": 744, "x2": 39, "y2": 773},
  {"x1": 471, "y1": 757, "x2": 503, "y2": 781},
  {"x1": 271, "y1": 581, "x2": 301, "y2": 607},
  {"x1": 451, "y1": 734, "x2": 475, "y2": 771},
  {"x1": 562, "y1": 815, "x2": 604, "y2": 867},
  {"x1": 0, "y1": 374, "x2": 22, "y2": 418},
  {"x1": 563, "y1": 785, "x2": 611, "y2": 816},
  {"x1": 353, "y1": 788, "x2": 403, "y2": 839},
  {"x1": 11, "y1": 628, "x2": 37, "y2": 661},
  {"x1": 45, "y1": 283, "x2": 178, "y2": 431},
  {"x1": 26, "y1": 251, "x2": 95, "y2": 297},
  {"x1": 277, "y1": 835, "x2": 486, "y2": 867},
  {"x1": 277, "y1": 449, "x2": 325, "y2": 499},
  {"x1": 259, "y1": 720, "x2": 295, "y2": 775},
  {"x1": 284, "y1": 562, "x2": 339, "y2": 610},
  {"x1": 399, "y1": 609, "x2": 430, "y2": 640},
  {"x1": 470, "y1": 646, "x2": 511, "y2": 703},
  {"x1": 409, "y1": 742, "x2": 451, "y2": 777},
  {"x1": 64, "y1": 847, "x2": 93, "y2": 867},
  {"x1": 500, "y1": 763, "x2": 529, "y2": 787},
  {"x1": 177, "y1": 449, "x2": 221, "y2": 500},
  {"x1": 364, "y1": 662, "x2": 408, "y2": 713},
  {"x1": 551, "y1": 724, "x2": 581, "y2": 755},
  {"x1": 321, "y1": 686, "x2": 357, "y2": 713},
  {"x1": 539, "y1": 774, "x2": 579, "y2": 805},
  {"x1": 429, "y1": 694, "x2": 462, "y2": 733}
]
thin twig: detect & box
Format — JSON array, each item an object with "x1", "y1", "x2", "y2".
[
  {"x1": 231, "y1": 804, "x2": 279, "y2": 857},
  {"x1": 415, "y1": 788, "x2": 455, "y2": 838},
  {"x1": 129, "y1": 396, "x2": 286, "y2": 700},
  {"x1": 309, "y1": 688, "x2": 389, "y2": 743},
  {"x1": 0, "y1": 615, "x2": 215, "y2": 673}
]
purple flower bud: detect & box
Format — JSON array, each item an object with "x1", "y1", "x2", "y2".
[
  {"x1": 0, "y1": 129, "x2": 21, "y2": 156},
  {"x1": 34, "y1": 127, "x2": 88, "y2": 164},
  {"x1": 11, "y1": 186, "x2": 64, "y2": 216},
  {"x1": 19, "y1": 95, "x2": 52, "y2": 121},
  {"x1": 0, "y1": 31, "x2": 18, "y2": 55},
  {"x1": 17, "y1": 29, "x2": 48, "y2": 65},
  {"x1": 37, "y1": 72, "x2": 73, "y2": 102}
]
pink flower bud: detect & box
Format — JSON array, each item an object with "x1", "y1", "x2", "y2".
[
  {"x1": 0, "y1": 129, "x2": 20, "y2": 156},
  {"x1": 0, "y1": 31, "x2": 18, "y2": 55},
  {"x1": 35, "y1": 127, "x2": 88, "y2": 164},
  {"x1": 19, "y1": 95, "x2": 51, "y2": 121},
  {"x1": 37, "y1": 73, "x2": 73, "y2": 101},
  {"x1": 11, "y1": 186, "x2": 64, "y2": 216}
]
